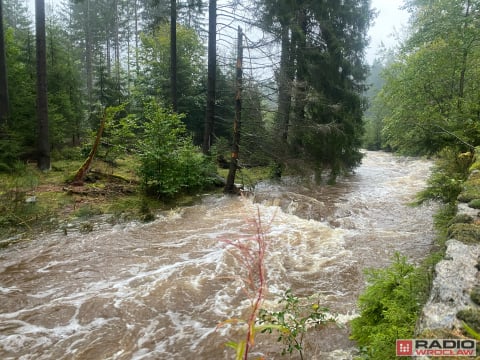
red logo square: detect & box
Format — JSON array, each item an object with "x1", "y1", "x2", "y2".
[{"x1": 397, "y1": 340, "x2": 413, "y2": 356}]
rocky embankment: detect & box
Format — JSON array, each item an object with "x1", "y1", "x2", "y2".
[{"x1": 417, "y1": 152, "x2": 480, "y2": 351}]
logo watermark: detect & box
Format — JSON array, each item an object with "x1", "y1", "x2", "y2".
[{"x1": 396, "y1": 339, "x2": 476, "y2": 357}]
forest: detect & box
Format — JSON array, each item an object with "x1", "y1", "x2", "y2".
[
  {"x1": 0, "y1": 0, "x2": 373, "y2": 187},
  {"x1": 1, "y1": 0, "x2": 480, "y2": 216},
  {"x1": 2, "y1": 1, "x2": 480, "y2": 359}
]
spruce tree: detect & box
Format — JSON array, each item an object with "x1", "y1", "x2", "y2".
[{"x1": 255, "y1": 0, "x2": 374, "y2": 178}]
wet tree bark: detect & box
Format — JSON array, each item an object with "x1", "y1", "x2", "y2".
[
  {"x1": 224, "y1": 27, "x2": 243, "y2": 194},
  {"x1": 36, "y1": 0, "x2": 50, "y2": 171},
  {"x1": 0, "y1": 0, "x2": 9, "y2": 126},
  {"x1": 202, "y1": 0, "x2": 216, "y2": 153},
  {"x1": 170, "y1": 0, "x2": 177, "y2": 112}
]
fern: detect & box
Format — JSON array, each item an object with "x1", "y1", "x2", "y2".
[{"x1": 350, "y1": 253, "x2": 430, "y2": 359}]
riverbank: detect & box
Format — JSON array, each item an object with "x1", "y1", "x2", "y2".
[
  {"x1": 417, "y1": 151, "x2": 480, "y2": 346},
  {"x1": 0, "y1": 156, "x2": 272, "y2": 247},
  {"x1": 0, "y1": 157, "x2": 155, "y2": 246}
]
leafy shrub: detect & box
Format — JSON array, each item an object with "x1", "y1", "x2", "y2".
[
  {"x1": 350, "y1": 253, "x2": 430, "y2": 360},
  {"x1": 469, "y1": 199, "x2": 480, "y2": 209},
  {"x1": 258, "y1": 290, "x2": 334, "y2": 359},
  {"x1": 416, "y1": 147, "x2": 471, "y2": 204},
  {"x1": 138, "y1": 101, "x2": 216, "y2": 198}
]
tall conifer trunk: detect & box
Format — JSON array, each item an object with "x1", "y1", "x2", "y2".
[
  {"x1": 202, "y1": 0, "x2": 216, "y2": 153},
  {"x1": 85, "y1": 0, "x2": 93, "y2": 112},
  {"x1": 292, "y1": 8, "x2": 307, "y2": 126},
  {"x1": 0, "y1": 0, "x2": 9, "y2": 126},
  {"x1": 35, "y1": 0, "x2": 50, "y2": 170},
  {"x1": 224, "y1": 27, "x2": 243, "y2": 194},
  {"x1": 277, "y1": 25, "x2": 292, "y2": 142},
  {"x1": 171, "y1": 0, "x2": 177, "y2": 112}
]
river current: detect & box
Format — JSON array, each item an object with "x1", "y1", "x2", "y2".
[{"x1": 0, "y1": 151, "x2": 437, "y2": 359}]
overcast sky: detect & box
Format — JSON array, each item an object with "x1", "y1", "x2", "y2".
[
  {"x1": 366, "y1": 0, "x2": 410, "y2": 62},
  {"x1": 28, "y1": 0, "x2": 410, "y2": 64}
]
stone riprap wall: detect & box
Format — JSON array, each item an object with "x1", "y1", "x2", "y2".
[{"x1": 417, "y1": 150, "x2": 480, "y2": 344}]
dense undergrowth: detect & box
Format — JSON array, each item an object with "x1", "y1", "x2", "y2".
[{"x1": 0, "y1": 156, "x2": 145, "y2": 244}]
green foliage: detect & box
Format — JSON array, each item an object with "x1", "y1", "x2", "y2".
[
  {"x1": 0, "y1": 126, "x2": 22, "y2": 172},
  {"x1": 138, "y1": 23, "x2": 206, "y2": 142},
  {"x1": 0, "y1": 167, "x2": 56, "y2": 238},
  {"x1": 447, "y1": 223, "x2": 480, "y2": 244},
  {"x1": 4, "y1": 25, "x2": 36, "y2": 152},
  {"x1": 448, "y1": 213, "x2": 474, "y2": 226},
  {"x1": 416, "y1": 148, "x2": 471, "y2": 204},
  {"x1": 379, "y1": 0, "x2": 480, "y2": 156},
  {"x1": 138, "y1": 101, "x2": 216, "y2": 198},
  {"x1": 471, "y1": 286, "x2": 480, "y2": 306},
  {"x1": 363, "y1": 59, "x2": 391, "y2": 151},
  {"x1": 97, "y1": 104, "x2": 139, "y2": 165},
  {"x1": 46, "y1": 21, "x2": 85, "y2": 149},
  {"x1": 255, "y1": 0, "x2": 372, "y2": 177},
  {"x1": 258, "y1": 290, "x2": 334, "y2": 359},
  {"x1": 468, "y1": 199, "x2": 480, "y2": 209},
  {"x1": 462, "y1": 321, "x2": 480, "y2": 341},
  {"x1": 350, "y1": 253, "x2": 430, "y2": 360}
]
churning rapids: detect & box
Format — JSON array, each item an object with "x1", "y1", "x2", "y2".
[{"x1": 0, "y1": 151, "x2": 437, "y2": 359}]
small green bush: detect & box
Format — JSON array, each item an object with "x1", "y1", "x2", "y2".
[
  {"x1": 471, "y1": 286, "x2": 480, "y2": 306},
  {"x1": 350, "y1": 253, "x2": 430, "y2": 360},
  {"x1": 138, "y1": 101, "x2": 216, "y2": 198},
  {"x1": 258, "y1": 290, "x2": 334, "y2": 359},
  {"x1": 416, "y1": 148, "x2": 470, "y2": 204},
  {"x1": 469, "y1": 199, "x2": 480, "y2": 209}
]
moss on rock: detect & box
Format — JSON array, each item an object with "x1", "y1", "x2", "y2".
[
  {"x1": 458, "y1": 188, "x2": 480, "y2": 203},
  {"x1": 471, "y1": 286, "x2": 480, "y2": 306},
  {"x1": 447, "y1": 223, "x2": 480, "y2": 244},
  {"x1": 457, "y1": 309, "x2": 480, "y2": 333},
  {"x1": 448, "y1": 213, "x2": 473, "y2": 226},
  {"x1": 469, "y1": 199, "x2": 480, "y2": 209}
]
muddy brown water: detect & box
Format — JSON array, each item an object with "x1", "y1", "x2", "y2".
[{"x1": 0, "y1": 151, "x2": 437, "y2": 359}]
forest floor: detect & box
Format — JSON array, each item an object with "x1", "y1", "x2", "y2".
[{"x1": 0, "y1": 156, "x2": 269, "y2": 247}]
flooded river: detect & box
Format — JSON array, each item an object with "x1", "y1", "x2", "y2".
[{"x1": 0, "y1": 151, "x2": 437, "y2": 359}]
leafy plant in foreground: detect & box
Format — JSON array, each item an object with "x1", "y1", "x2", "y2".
[
  {"x1": 218, "y1": 207, "x2": 335, "y2": 359},
  {"x1": 218, "y1": 206, "x2": 271, "y2": 360},
  {"x1": 258, "y1": 289, "x2": 335, "y2": 360},
  {"x1": 350, "y1": 253, "x2": 430, "y2": 360}
]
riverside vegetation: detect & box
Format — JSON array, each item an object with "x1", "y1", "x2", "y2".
[{"x1": 351, "y1": 148, "x2": 480, "y2": 359}]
